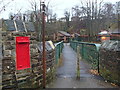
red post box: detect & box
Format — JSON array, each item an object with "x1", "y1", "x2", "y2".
[{"x1": 16, "y1": 37, "x2": 31, "y2": 70}]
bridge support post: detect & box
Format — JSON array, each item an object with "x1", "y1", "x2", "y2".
[{"x1": 76, "y1": 46, "x2": 80, "y2": 80}]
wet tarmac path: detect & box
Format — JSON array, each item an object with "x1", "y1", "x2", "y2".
[{"x1": 47, "y1": 43, "x2": 119, "y2": 88}]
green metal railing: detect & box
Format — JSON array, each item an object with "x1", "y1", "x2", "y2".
[
  {"x1": 55, "y1": 41, "x2": 64, "y2": 65},
  {"x1": 70, "y1": 41, "x2": 78, "y2": 52},
  {"x1": 70, "y1": 41, "x2": 101, "y2": 72}
]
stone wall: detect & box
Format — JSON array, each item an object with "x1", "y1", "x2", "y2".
[
  {"x1": 99, "y1": 40, "x2": 120, "y2": 86},
  {"x1": 1, "y1": 20, "x2": 56, "y2": 89},
  {"x1": 0, "y1": 19, "x2": 2, "y2": 90},
  {"x1": 0, "y1": 28, "x2": 2, "y2": 90}
]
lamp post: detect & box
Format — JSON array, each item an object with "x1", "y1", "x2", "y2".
[{"x1": 41, "y1": 1, "x2": 46, "y2": 89}]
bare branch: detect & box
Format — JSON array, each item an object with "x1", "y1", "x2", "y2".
[{"x1": 0, "y1": 0, "x2": 14, "y2": 13}]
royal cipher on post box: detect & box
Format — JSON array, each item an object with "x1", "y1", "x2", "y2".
[{"x1": 16, "y1": 37, "x2": 31, "y2": 70}]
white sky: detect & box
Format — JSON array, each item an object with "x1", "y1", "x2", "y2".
[{"x1": 0, "y1": 0, "x2": 120, "y2": 19}]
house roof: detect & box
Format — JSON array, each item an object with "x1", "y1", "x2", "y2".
[
  {"x1": 58, "y1": 31, "x2": 71, "y2": 36},
  {"x1": 109, "y1": 29, "x2": 120, "y2": 34},
  {"x1": 98, "y1": 30, "x2": 110, "y2": 35},
  {"x1": 15, "y1": 20, "x2": 25, "y2": 32},
  {"x1": 25, "y1": 22, "x2": 35, "y2": 32},
  {"x1": 3, "y1": 20, "x2": 35, "y2": 32},
  {"x1": 75, "y1": 33, "x2": 80, "y2": 36},
  {"x1": 4, "y1": 20, "x2": 16, "y2": 31},
  {"x1": 0, "y1": 19, "x2": 2, "y2": 28}
]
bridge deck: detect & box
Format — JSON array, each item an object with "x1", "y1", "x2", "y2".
[{"x1": 48, "y1": 43, "x2": 118, "y2": 88}]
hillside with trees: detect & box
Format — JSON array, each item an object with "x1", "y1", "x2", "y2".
[{"x1": 6, "y1": 0, "x2": 120, "y2": 41}]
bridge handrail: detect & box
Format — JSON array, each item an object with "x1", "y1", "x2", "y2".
[
  {"x1": 70, "y1": 40, "x2": 101, "y2": 72},
  {"x1": 55, "y1": 41, "x2": 64, "y2": 65},
  {"x1": 78, "y1": 42, "x2": 101, "y2": 52},
  {"x1": 55, "y1": 41, "x2": 63, "y2": 47},
  {"x1": 70, "y1": 41, "x2": 101, "y2": 52}
]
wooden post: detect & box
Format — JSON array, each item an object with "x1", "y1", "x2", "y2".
[{"x1": 76, "y1": 46, "x2": 80, "y2": 80}]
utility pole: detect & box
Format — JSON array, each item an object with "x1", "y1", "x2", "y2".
[{"x1": 41, "y1": 1, "x2": 46, "y2": 89}]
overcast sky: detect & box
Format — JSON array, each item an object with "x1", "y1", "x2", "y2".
[{"x1": 0, "y1": 0, "x2": 120, "y2": 19}]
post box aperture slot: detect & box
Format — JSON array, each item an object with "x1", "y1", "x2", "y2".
[{"x1": 16, "y1": 40, "x2": 30, "y2": 44}]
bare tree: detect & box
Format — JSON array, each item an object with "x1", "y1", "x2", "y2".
[
  {"x1": 64, "y1": 10, "x2": 70, "y2": 31},
  {"x1": 0, "y1": 0, "x2": 14, "y2": 14},
  {"x1": 9, "y1": 8, "x2": 22, "y2": 20},
  {"x1": 116, "y1": 1, "x2": 120, "y2": 31},
  {"x1": 71, "y1": 0, "x2": 105, "y2": 41},
  {"x1": 28, "y1": 0, "x2": 42, "y2": 41},
  {"x1": 101, "y1": 3, "x2": 115, "y2": 30},
  {"x1": 71, "y1": 5, "x2": 82, "y2": 33}
]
